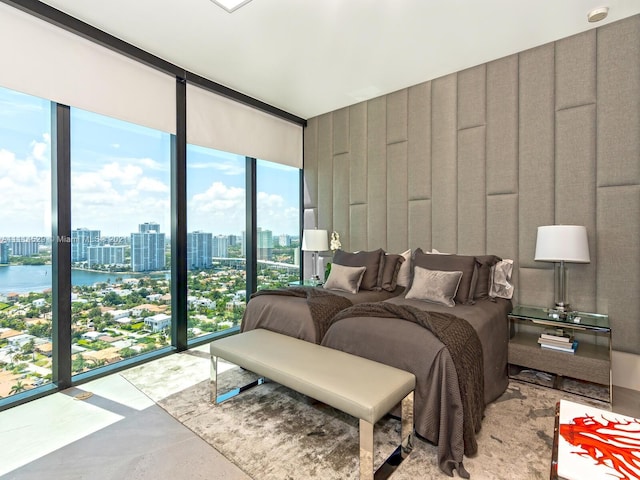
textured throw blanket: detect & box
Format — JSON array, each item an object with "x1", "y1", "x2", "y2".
[
  {"x1": 331, "y1": 302, "x2": 484, "y2": 477},
  {"x1": 249, "y1": 287, "x2": 353, "y2": 341}
]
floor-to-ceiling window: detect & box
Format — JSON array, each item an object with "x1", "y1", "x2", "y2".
[
  {"x1": 256, "y1": 160, "x2": 300, "y2": 290},
  {"x1": 186, "y1": 145, "x2": 246, "y2": 340},
  {"x1": 70, "y1": 109, "x2": 172, "y2": 375},
  {"x1": 0, "y1": 86, "x2": 52, "y2": 399}
]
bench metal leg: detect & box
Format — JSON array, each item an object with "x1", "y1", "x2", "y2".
[
  {"x1": 359, "y1": 419, "x2": 374, "y2": 480},
  {"x1": 210, "y1": 354, "x2": 265, "y2": 404}
]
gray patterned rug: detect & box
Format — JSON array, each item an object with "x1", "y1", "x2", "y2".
[{"x1": 122, "y1": 352, "x2": 609, "y2": 480}]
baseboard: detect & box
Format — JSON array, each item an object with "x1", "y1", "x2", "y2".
[{"x1": 612, "y1": 350, "x2": 640, "y2": 392}]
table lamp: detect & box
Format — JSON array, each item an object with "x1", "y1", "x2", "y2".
[
  {"x1": 301, "y1": 229, "x2": 328, "y2": 284},
  {"x1": 534, "y1": 225, "x2": 590, "y2": 313}
]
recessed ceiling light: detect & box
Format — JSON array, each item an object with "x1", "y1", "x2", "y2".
[
  {"x1": 587, "y1": 6, "x2": 609, "y2": 23},
  {"x1": 210, "y1": 0, "x2": 253, "y2": 13}
]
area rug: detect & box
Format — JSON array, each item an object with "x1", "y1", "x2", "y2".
[{"x1": 123, "y1": 353, "x2": 610, "y2": 480}]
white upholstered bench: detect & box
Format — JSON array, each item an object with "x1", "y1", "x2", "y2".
[{"x1": 210, "y1": 328, "x2": 416, "y2": 480}]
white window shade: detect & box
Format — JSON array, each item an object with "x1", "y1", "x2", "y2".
[
  {"x1": 0, "y1": 3, "x2": 176, "y2": 134},
  {"x1": 187, "y1": 84, "x2": 302, "y2": 169}
]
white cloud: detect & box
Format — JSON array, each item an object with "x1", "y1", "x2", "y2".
[
  {"x1": 100, "y1": 162, "x2": 143, "y2": 186},
  {"x1": 137, "y1": 177, "x2": 169, "y2": 193},
  {"x1": 189, "y1": 181, "x2": 245, "y2": 233}
]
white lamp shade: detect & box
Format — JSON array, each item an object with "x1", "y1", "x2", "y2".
[
  {"x1": 534, "y1": 225, "x2": 590, "y2": 263},
  {"x1": 301, "y1": 229, "x2": 328, "y2": 252}
]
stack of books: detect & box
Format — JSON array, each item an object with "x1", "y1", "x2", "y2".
[{"x1": 537, "y1": 328, "x2": 578, "y2": 354}]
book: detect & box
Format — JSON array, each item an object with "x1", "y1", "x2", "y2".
[
  {"x1": 540, "y1": 332, "x2": 573, "y2": 343},
  {"x1": 540, "y1": 340, "x2": 578, "y2": 354},
  {"x1": 538, "y1": 337, "x2": 575, "y2": 348}
]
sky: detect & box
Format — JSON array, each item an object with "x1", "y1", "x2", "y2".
[{"x1": 0, "y1": 87, "x2": 300, "y2": 239}]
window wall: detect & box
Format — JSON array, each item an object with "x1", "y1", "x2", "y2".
[
  {"x1": 0, "y1": 87, "x2": 52, "y2": 399},
  {"x1": 186, "y1": 145, "x2": 246, "y2": 339},
  {"x1": 0, "y1": 1, "x2": 303, "y2": 410}
]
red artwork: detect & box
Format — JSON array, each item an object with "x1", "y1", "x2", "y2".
[{"x1": 560, "y1": 410, "x2": 640, "y2": 480}]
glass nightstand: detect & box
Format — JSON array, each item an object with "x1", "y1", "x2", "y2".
[{"x1": 508, "y1": 305, "x2": 611, "y2": 402}]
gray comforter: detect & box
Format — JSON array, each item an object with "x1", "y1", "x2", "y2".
[{"x1": 321, "y1": 295, "x2": 512, "y2": 478}]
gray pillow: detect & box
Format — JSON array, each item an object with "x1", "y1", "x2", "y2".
[
  {"x1": 413, "y1": 248, "x2": 477, "y2": 304},
  {"x1": 323, "y1": 263, "x2": 366, "y2": 294},
  {"x1": 379, "y1": 254, "x2": 405, "y2": 292},
  {"x1": 332, "y1": 248, "x2": 385, "y2": 291},
  {"x1": 405, "y1": 266, "x2": 463, "y2": 307},
  {"x1": 474, "y1": 254, "x2": 502, "y2": 299}
]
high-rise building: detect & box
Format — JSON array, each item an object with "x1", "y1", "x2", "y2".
[
  {"x1": 278, "y1": 234, "x2": 291, "y2": 247},
  {"x1": 257, "y1": 228, "x2": 273, "y2": 261},
  {"x1": 212, "y1": 234, "x2": 229, "y2": 258},
  {"x1": 87, "y1": 245, "x2": 125, "y2": 268},
  {"x1": 0, "y1": 242, "x2": 8, "y2": 264},
  {"x1": 187, "y1": 231, "x2": 212, "y2": 269},
  {"x1": 7, "y1": 239, "x2": 41, "y2": 256},
  {"x1": 131, "y1": 223, "x2": 165, "y2": 272},
  {"x1": 71, "y1": 228, "x2": 101, "y2": 262}
]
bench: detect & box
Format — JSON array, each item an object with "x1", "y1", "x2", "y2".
[{"x1": 210, "y1": 328, "x2": 416, "y2": 480}]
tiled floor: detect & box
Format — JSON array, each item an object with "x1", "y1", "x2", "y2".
[{"x1": 1, "y1": 347, "x2": 638, "y2": 479}]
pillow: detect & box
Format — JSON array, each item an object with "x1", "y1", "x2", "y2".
[
  {"x1": 323, "y1": 263, "x2": 366, "y2": 294},
  {"x1": 489, "y1": 259, "x2": 514, "y2": 299},
  {"x1": 395, "y1": 249, "x2": 412, "y2": 287},
  {"x1": 378, "y1": 254, "x2": 405, "y2": 292},
  {"x1": 405, "y1": 266, "x2": 462, "y2": 307},
  {"x1": 333, "y1": 248, "x2": 385, "y2": 291},
  {"x1": 474, "y1": 255, "x2": 502, "y2": 300},
  {"x1": 413, "y1": 248, "x2": 477, "y2": 304}
]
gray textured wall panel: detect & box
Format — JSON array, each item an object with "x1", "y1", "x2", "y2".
[
  {"x1": 408, "y1": 82, "x2": 431, "y2": 201},
  {"x1": 349, "y1": 204, "x2": 368, "y2": 252},
  {"x1": 387, "y1": 142, "x2": 408, "y2": 253},
  {"x1": 556, "y1": 29, "x2": 596, "y2": 110},
  {"x1": 317, "y1": 114, "x2": 334, "y2": 230},
  {"x1": 333, "y1": 107, "x2": 349, "y2": 155},
  {"x1": 597, "y1": 186, "x2": 640, "y2": 354},
  {"x1": 367, "y1": 97, "x2": 388, "y2": 249},
  {"x1": 555, "y1": 105, "x2": 597, "y2": 311},
  {"x1": 519, "y1": 268, "x2": 554, "y2": 309},
  {"x1": 518, "y1": 44, "x2": 555, "y2": 269},
  {"x1": 303, "y1": 117, "x2": 318, "y2": 210},
  {"x1": 597, "y1": 15, "x2": 640, "y2": 187},
  {"x1": 349, "y1": 102, "x2": 368, "y2": 205},
  {"x1": 487, "y1": 55, "x2": 518, "y2": 195},
  {"x1": 431, "y1": 74, "x2": 458, "y2": 252},
  {"x1": 387, "y1": 89, "x2": 408, "y2": 145},
  {"x1": 458, "y1": 64, "x2": 486, "y2": 129},
  {"x1": 408, "y1": 199, "x2": 431, "y2": 250},
  {"x1": 333, "y1": 152, "x2": 350, "y2": 248},
  {"x1": 457, "y1": 126, "x2": 486, "y2": 254}
]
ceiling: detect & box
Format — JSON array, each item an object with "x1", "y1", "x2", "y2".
[{"x1": 37, "y1": 0, "x2": 640, "y2": 120}]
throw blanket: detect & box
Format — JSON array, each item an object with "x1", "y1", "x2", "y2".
[
  {"x1": 249, "y1": 287, "x2": 353, "y2": 341},
  {"x1": 331, "y1": 302, "x2": 484, "y2": 478}
]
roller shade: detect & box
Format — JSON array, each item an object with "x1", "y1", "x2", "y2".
[
  {"x1": 187, "y1": 84, "x2": 302, "y2": 168},
  {"x1": 0, "y1": 3, "x2": 176, "y2": 134}
]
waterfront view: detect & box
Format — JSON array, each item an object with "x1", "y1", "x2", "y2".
[{"x1": 0, "y1": 85, "x2": 301, "y2": 401}]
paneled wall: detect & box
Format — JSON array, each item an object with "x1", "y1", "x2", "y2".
[{"x1": 303, "y1": 15, "x2": 640, "y2": 357}]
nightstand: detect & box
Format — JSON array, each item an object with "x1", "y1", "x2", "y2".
[{"x1": 508, "y1": 305, "x2": 611, "y2": 402}]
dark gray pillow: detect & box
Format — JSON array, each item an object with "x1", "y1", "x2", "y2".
[
  {"x1": 413, "y1": 248, "x2": 477, "y2": 304},
  {"x1": 474, "y1": 254, "x2": 502, "y2": 300},
  {"x1": 333, "y1": 248, "x2": 385, "y2": 291},
  {"x1": 379, "y1": 254, "x2": 405, "y2": 292}
]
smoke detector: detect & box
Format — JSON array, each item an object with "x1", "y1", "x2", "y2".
[{"x1": 587, "y1": 7, "x2": 609, "y2": 23}]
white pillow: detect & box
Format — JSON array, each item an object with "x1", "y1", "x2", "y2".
[
  {"x1": 323, "y1": 263, "x2": 366, "y2": 294},
  {"x1": 405, "y1": 266, "x2": 463, "y2": 307},
  {"x1": 395, "y1": 249, "x2": 412, "y2": 287}
]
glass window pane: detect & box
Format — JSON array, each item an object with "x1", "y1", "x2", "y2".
[
  {"x1": 70, "y1": 109, "x2": 171, "y2": 375},
  {"x1": 0, "y1": 87, "x2": 52, "y2": 398},
  {"x1": 186, "y1": 145, "x2": 246, "y2": 340},
  {"x1": 256, "y1": 159, "x2": 300, "y2": 289}
]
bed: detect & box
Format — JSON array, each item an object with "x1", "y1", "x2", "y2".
[
  {"x1": 320, "y1": 249, "x2": 513, "y2": 478},
  {"x1": 240, "y1": 248, "x2": 409, "y2": 343}
]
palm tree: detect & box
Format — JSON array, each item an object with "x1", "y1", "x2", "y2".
[{"x1": 10, "y1": 380, "x2": 26, "y2": 395}]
